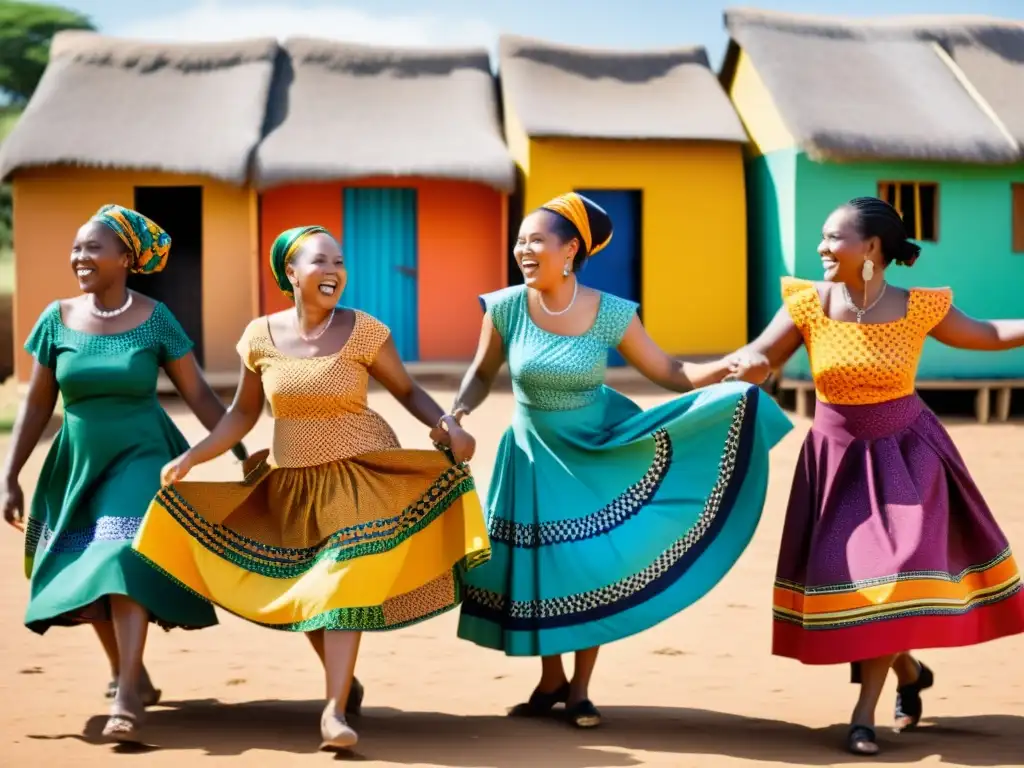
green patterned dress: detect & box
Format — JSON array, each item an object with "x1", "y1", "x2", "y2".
[{"x1": 22, "y1": 301, "x2": 217, "y2": 634}]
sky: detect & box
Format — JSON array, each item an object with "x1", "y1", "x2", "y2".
[{"x1": 47, "y1": 0, "x2": 1024, "y2": 69}]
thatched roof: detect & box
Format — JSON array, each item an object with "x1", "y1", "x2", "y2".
[
  {"x1": 253, "y1": 38, "x2": 515, "y2": 192},
  {"x1": 498, "y1": 34, "x2": 747, "y2": 142},
  {"x1": 0, "y1": 31, "x2": 277, "y2": 184},
  {"x1": 723, "y1": 8, "x2": 1024, "y2": 163}
]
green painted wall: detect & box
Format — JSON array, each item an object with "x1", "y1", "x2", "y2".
[
  {"x1": 745, "y1": 148, "x2": 798, "y2": 337},
  {"x1": 750, "y1": 150, "x2": 1024, "y2": 380}
]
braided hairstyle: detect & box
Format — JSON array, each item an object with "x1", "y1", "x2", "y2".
[{"x1": 844, "y1": 197, "x2": 922, "y2": 267}]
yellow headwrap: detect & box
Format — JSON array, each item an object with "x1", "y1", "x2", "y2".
[{"x1": 540, "y1": 193, "x2": 612, "y2": 257}]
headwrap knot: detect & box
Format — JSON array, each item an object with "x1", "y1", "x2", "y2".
[
  {"x1": 91, "y1": 204, "x2": 171, "y2": 274},
  {"x1": 540, "y1": 193, "x2": 612, "y2": 257}
]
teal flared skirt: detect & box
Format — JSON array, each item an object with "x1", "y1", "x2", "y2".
[{"x1": 457, "y1": 382, "x2": 792, "y2": 656}]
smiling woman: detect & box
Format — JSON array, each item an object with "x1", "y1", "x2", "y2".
[
  {"x1": 131, "y1": 224, "x2": 491, "y2": 751},
  {"x1": 0, "y1": 203, "x2": 248, "y2": 743}
]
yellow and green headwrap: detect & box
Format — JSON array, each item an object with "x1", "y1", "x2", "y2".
[
  {"x1": 540, "y1": 192, "x2": 613, "y2": 258},
  {"x1": 269, "y1": 225, "x2": 333, "y2": 296},
  {"x1": 91, "y1": 204, "x2": 172, "y2": 274}
]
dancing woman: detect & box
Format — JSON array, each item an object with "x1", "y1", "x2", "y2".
[
  {"x1": 453, "y1": 193, "x2": 793, "y2": 727},
  {"x1": 134, "y1": 226, "x2": 490, "y2": 750},
  {"x1": 0, "y1": 205, "x2": 243, "y2": 740},
  {"x1": 735, "y1": 197, "x2": 1024, "y2": 755}
]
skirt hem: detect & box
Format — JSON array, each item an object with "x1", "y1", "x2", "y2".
[{"x1": 772, "y1": 590, "x2": 1024, "y2": 665}]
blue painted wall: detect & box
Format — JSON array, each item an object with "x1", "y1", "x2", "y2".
[
  {"x1": 342, "y1": 187, "x2": 419, "y2": 361},
  {"x1": 575, "y1": 188, "x2": 642, "y2": 366}
]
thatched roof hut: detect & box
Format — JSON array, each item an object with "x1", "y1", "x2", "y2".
[
  {"x1": 253, "y1": 38, "x2": 515, "y2": 191},
  {"x1": 0, "y1": 31, "x2": 277, "y2": 183},
  {"x1": 498, "y1": 34, "x2": 748, "y2": 142},
  {"x1": 722, "y1": 8, "x2": 1024, "y2": 163}
]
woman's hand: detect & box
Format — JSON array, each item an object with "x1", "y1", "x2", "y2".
[
  {"x1": 160, "y1": 451, "x2": 195, "y2": 487},
  {"x1": 429, "y1": 423, "x2": 451, "y2": 447},
  {"x1": 724, "y1": 350, "x2": 772, "y2": 385},
  {"x1": 1, "y1": 478, "x2": 25, "y2": 531},
  {"x1": 448, "y1": 425, "x2": 477, "y2": 465}
]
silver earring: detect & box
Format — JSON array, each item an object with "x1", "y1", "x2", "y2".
[
  {"x1": 563, "y1": 264, "x2": 571, "y2": 278},
  {"x1": 862, "y1": 259, "x2": 874, "y2": 281}
]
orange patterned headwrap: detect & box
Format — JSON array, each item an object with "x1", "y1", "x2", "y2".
[{"x1": 540, "y1": 192, "x2": 612, "y2": 257}]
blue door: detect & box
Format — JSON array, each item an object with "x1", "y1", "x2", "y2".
[
  {"x1": 574, "y1": 189, "x2": 642, "y2": 366},
  {"x1": 342, "y1": 187, "x2": 419, "y2": 360}
]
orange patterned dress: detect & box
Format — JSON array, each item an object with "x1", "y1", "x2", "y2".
[
  {"x1": 772, "y1": 278, "x2": 1024, "y2": 665},
  {"x1": 133, "y1": 311, "x2": 490, "y2": 631}
]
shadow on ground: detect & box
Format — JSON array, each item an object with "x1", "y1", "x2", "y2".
[{"x1": 26, "y1": 699, "x2": 1024, "y2": 766}]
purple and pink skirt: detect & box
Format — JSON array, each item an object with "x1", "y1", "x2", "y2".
[{"x1": 773, "y1": 394, "x2": 1024, "y2": 665}]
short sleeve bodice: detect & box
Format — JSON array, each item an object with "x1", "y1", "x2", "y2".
[
  {"x1": 781, "y1": 277, "x2": 952, "y2": 405},
  {"x1": 238, "y1": 309, "x2": 400, "y2": 467},
  {"x1": 23, "y1": 300, "x2": 193, "y2": 412},
  {"x1": 481, "y1": 285, "x2": 638, "y2": 411}
]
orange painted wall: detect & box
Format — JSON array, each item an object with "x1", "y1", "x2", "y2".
[
  {"x1": 11, "y1": 167, "x2": 258, "y2": 381},
  {"x1": 259, "y1": 177, "x2": 507, "y2": 361}
]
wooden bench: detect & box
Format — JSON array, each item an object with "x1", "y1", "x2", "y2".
[{"x1": 777, "y1": 378, "x2": 1024, "y2": 424}]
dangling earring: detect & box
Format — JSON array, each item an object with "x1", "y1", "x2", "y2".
[
  {"x1": 861, "y1": 259, "x2": 874, "y2": 282},
  {"x1": 563, "y1": 263, "x2": 571, "y2": 278}
]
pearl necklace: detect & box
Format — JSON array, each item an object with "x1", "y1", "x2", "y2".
[
  {"x1": 90, "y1": 292, "x2": 133, "y2": 319},
  {"x1": 296, "y1": 307, "x2": 335, "y2": 342},
  {"x1": 842, "y1": 281, "x2": 887, "y2": 323},
  {"x1": 538, "y1": 280, "x2": 578, "y2": 316}
]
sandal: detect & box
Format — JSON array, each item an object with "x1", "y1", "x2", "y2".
[
  {"x1": 102, "y1": 711, "x2": 142, "y2": 743},
  {"x1": 895, "y1": 662, "x2": 934, "y2": 731},
  {"x1": 508, "y1": 682, "x2": 570, "y2": 718},
  {"x1": 345, "y1": 677, "x2": 364, "y2": 716},
  {"x1": 846, "y1": 724, "x2": 879, "y2": 755},
  {"x1": 105, "y1": 680, "x2": 162, "y2": 708},
  {"x1": 320, "y1": 707, "x2": 358, "y2": 751},
  {"x1": 565, "y1": 699, "x2": 602, "y2": 729}
]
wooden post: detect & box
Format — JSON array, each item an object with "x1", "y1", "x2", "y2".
[
  {"x1": 975, "y1": 387, "x2": 991, "y2": 425},
  {"x1": 995, "y1": 387, "x2": 1012, "y2": 423}
]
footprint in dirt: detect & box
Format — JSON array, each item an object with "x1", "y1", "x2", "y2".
[{"x1": 652, "y1": 647, "x2": 685, "y2": 656}]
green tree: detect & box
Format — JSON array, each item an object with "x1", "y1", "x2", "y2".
[{"x1": 0, "y1": 1, "x2": 94, "y2": 105}]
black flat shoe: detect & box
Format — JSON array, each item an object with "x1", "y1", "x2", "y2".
[
  {"x1": 565, "y1": 699, "x2": 601, "y2": 728},
  {"x1": 508, "y1": 682, "x2": 570, "y2": 718},
  {"x1": 345, "y1": 677, "x2": 364, "y2": 716},
  {"x1": 895, "y1": 662, "x2": 934, "y2": 731},
  {"x1": 847, "y1": 724, "x2": 879, "y2": 755}
]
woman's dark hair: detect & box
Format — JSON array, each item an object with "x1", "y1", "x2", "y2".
[
  {"x1": 844, "y1": 196, "x2": 922, "y2": 267},
  {"x1": 538, "y1": 207, "x2": 614, "y2": 273}
]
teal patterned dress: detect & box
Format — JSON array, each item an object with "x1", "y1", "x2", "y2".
[
  {"x1": 22, "y1": 301, "x2": 218, "y2": 634},
  {"x1": 457, "y1": 285, "x2": 793, "y2": 656}
]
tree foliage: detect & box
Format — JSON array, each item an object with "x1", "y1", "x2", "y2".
[{"x1": 0, "y1": 1, "x2": 94, "y2": 104}]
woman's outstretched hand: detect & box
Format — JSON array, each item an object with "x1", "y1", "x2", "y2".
[
  {"x1": 160, "y1": 451, "x2": 196, "y2": 486},
  {"x1": 724, "y1": 351, "x2": 772, "y2": 385}
]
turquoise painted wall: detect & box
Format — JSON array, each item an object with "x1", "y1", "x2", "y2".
[
  {"x1": 745, "y1": 148, "x2": 798, "y2": 337},
  {"x1": 749, "y1": 150, "x2": 1024, "y2": 380}
]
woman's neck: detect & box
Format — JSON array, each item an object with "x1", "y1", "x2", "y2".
[
  {"x1": 92, "y1": 283, "x2": 129, "y2": 312},
  {"x1": 535, "y1": 276, "x2": 578, "y2": 311},
  {"x1": 295, "y1": 301, "x2": 333, "y2": 331},
  {"x1": 843, "y1": 274, "x2": 886, "y2": 309}
]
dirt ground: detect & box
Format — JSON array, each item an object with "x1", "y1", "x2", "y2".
[{"x1": 2, "y1": 388, "x2": 1023, "y2": 767}]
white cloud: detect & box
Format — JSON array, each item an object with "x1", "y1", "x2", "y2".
[{"x1": 112, "y1": 0, "x2": 497, "y2": 50}]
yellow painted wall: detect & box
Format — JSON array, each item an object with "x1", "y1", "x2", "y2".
[
  {"x1": 11, "y1": 167, "x2": 258, "y2": 381},
  {"x1": 727, "y1": 49, "x2": 796, "y2": 158},
  {"x1": 523, "y1": 138, "x2": 748, "y2": 355}
]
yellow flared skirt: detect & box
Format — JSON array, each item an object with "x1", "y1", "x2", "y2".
[{"x1": 132, "y1": 449, "x2": 491, "y2": 631}]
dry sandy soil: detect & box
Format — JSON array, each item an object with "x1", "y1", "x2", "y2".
[{"x1": 2, "y1": 388, "x2": 1023, "y2": 767}]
